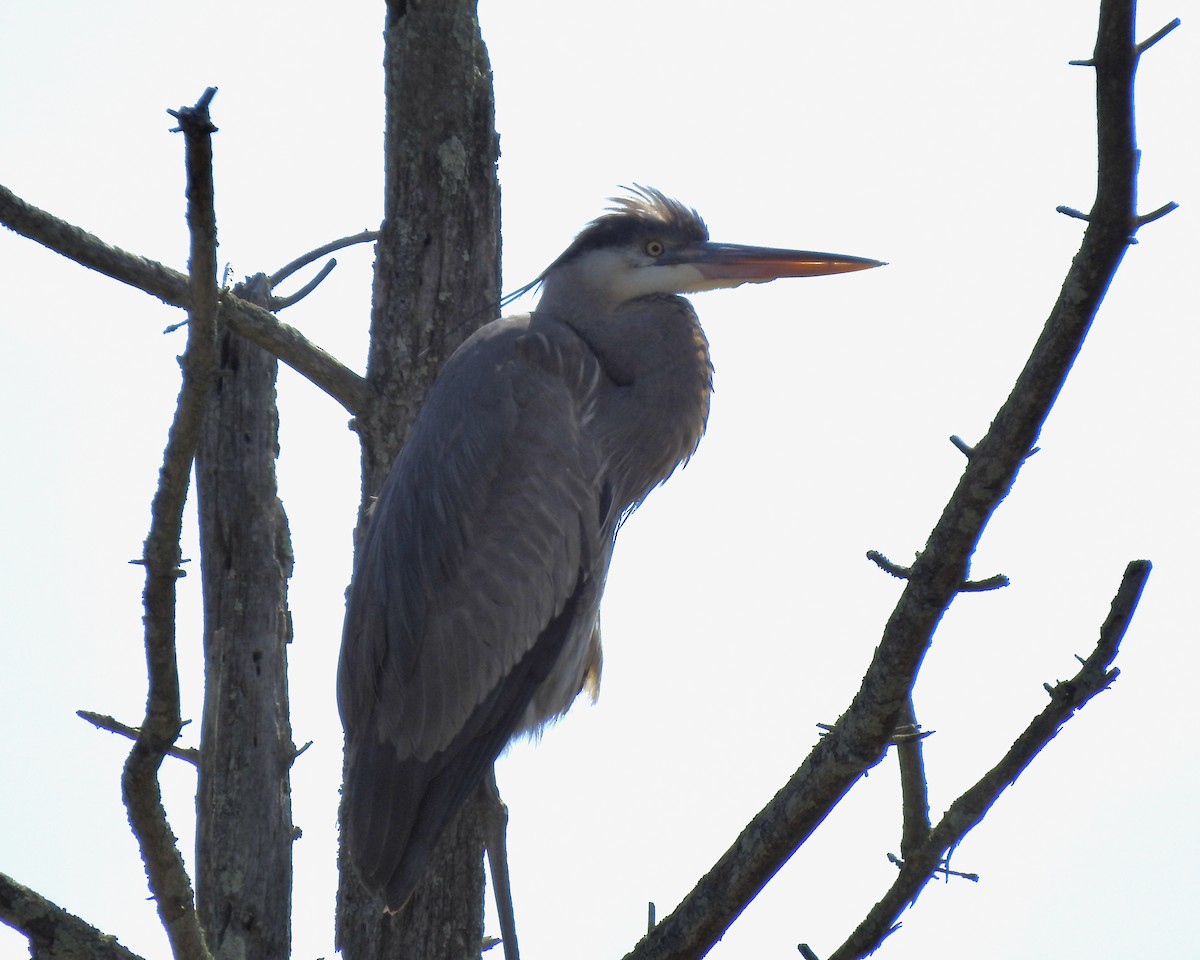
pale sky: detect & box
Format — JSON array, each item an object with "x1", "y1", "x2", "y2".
[{"x1": 1, "y1": 2, "x2": 1196, "y2": 959}]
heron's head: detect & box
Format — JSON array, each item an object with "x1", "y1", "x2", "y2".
[{"x1": 521, "y1": 186, "x2": 883, "y2": 315}]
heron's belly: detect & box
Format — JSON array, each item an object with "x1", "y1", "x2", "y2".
[{"x1": 514, "y1": 610, "x2": 603, "y2": 736}]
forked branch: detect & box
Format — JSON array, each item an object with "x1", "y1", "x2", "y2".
[
  {"x1": 824, "y1": 560, "x2": 1149, "y2": 960},
  {"x1": 0, "y1": 189, "x2": 370, "y2": 414},
  {"x1": 269, "y1": 229, "x2": 379, "y2": 297},
  {"x1": 622, "y1": 1, "x2": 1169, "y2": 957}
]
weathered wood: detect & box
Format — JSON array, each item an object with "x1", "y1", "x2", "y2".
[
  {"x1": 336, "y1": 0, "x2": 501, "y2": 957},
  {"x1": 195, "y1": 276, "x2": 296, "y2": 960}
]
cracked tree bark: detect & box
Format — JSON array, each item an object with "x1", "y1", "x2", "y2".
[
  {"x1": 195, "y1": 274, "x2": 297, "y2": 960},
  {"x1": 335, "y1": 1, "x2": 501, "y2": 959}
]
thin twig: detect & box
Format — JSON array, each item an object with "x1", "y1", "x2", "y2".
[
  {"x1": 826, "y1": 560, "x2": 1149, "y2": 960},
  {"x1": 1135, "y1": 17, "x2": 1180, "y2": 55},
  {"x1": 886, "y1": 852, "x2": 979, "y2": 882},
  {"x1": 1056, "y1": 204, "x2": 1091, "y2": 221},
  {"x1": 865, "y1": 550, "x2": 910, "y2": 579},
  {"x1": 1136, "y1": 200, "x2": 1178, "y2": 227},
  {"x1": 934, "y1": 864, "x2": 979, "y2": 883},
  {"x1": 120, "y1": 88, "x2": 219, "y2": 960},
  {"x1": 268, "y1": 229, "x2": 379, "y2": 287},
  {"x1": 957, "y1": 573, "x2": 1010, "y2": 593},
  {"x1": 271, "y1": 258, "x2": 339, "y2": 310},
  {"x1": 866, "y1": 551, "x2": 1008, "y2": 592},
  {"x1": 948, "y1": 435, "x2": 974, "y2": 458},
  {"x1": 77, "y1": 709, "x2": 200, "y2": 765}
]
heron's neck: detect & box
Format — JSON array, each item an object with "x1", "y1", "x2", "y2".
[{"x1": 561, "y1": 296, "x2": 714, "y2": 509}]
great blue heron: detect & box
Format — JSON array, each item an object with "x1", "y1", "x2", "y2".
[{"x1": 338, "y1": 186, "x2": 881, "y2": 948}]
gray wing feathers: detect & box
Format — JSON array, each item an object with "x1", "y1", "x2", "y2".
[
  {"x1": 338, "y1": 318, "x2": 604, "y2": 761},
  {"x1": 338, "y1": 317, "x2": 610, "y2": 905}
]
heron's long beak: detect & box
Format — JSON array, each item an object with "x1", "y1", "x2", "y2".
[{"x1": 678, "y1": 242, "x2": 885, "y2": 282}]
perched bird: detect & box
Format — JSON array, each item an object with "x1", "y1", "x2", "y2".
[{"x1": 338, "y1": 187, "x2": 881, "y2": 920}]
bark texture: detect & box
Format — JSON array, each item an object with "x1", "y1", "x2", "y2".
[
  {"x1": 336, "y1": 0, "x2": 501, "y2": 958},
  {"x1": 195, "y1": 278, "x2": 296, "y2": 960}
]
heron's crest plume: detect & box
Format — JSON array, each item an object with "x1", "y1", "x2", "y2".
[
  {"x1": 500, "y1": 186, "x2": 707, "y2": 308},
  {"x1": 586, "y1": 186, "x2": 709, "y2": 250}
]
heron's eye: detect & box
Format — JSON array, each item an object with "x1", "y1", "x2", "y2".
[{"x1": 644, "y1": 240, "x2": 665, "y2": 258}]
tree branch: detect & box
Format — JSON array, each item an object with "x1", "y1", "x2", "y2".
[
  {"x1": 119, "y1": 89, "x2": 219, "y2": 960},
  {"x1": 77, "y1": 710, "x2": 199, "y2": 765},
  {"x1": 825, "y1": 560, "x2": 1150, "y2": 960},
  {"x1": 269, "y1": 259, "x2": 338, "y2": 310},
  {"x1": 893, "y1": 699, "x2": 931, "y2": 861},
  {"x1": 865, "y1": 551, "x2": 1009, "y2": 592},
  {"x1": 1135, "y1": 200, "x2": 1178, "y2": 227},
  {"x1": 622, "y1": 1, "x2": 1162, "y2": 956},
  {"x1": 268, "y1": 228, "x2": 379, "y2": 288},
  {"x1": 0, "y1": 184, "x2": 370, "y2": 415},
  {"x1": 0, "y1": 871, "x2": 146, "y2": 960},
  {"x1": 1135, "y1": 16, "x2": 1180, "y2": 55}
]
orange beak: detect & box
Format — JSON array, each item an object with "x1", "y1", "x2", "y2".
[{"x1": 672, "y1": 242, "x2": 885, "y2": 282}]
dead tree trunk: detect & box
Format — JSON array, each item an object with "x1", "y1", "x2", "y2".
[
  {"x1": 195, "y1": 275, "x2": 296, "y2": 960},
  {"x1": 336, "y1": 1, "x2": 501, "y2": 958}
]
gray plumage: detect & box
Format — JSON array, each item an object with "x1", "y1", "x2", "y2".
[{"x1": 337, "y1": 187, "x2": 881, "y2": 909}]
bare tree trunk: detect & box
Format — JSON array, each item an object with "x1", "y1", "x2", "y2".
[
  {"x1": 195, "y1": 281, "x2": 296, "y2": 960},
  {"x1": 336, "y1": 0, "x2": 501, "y2": 957}
]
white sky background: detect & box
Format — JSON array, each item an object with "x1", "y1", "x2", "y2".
[{"x1": 0, "y1": 2, "x2": 1196, "y2": 959}]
